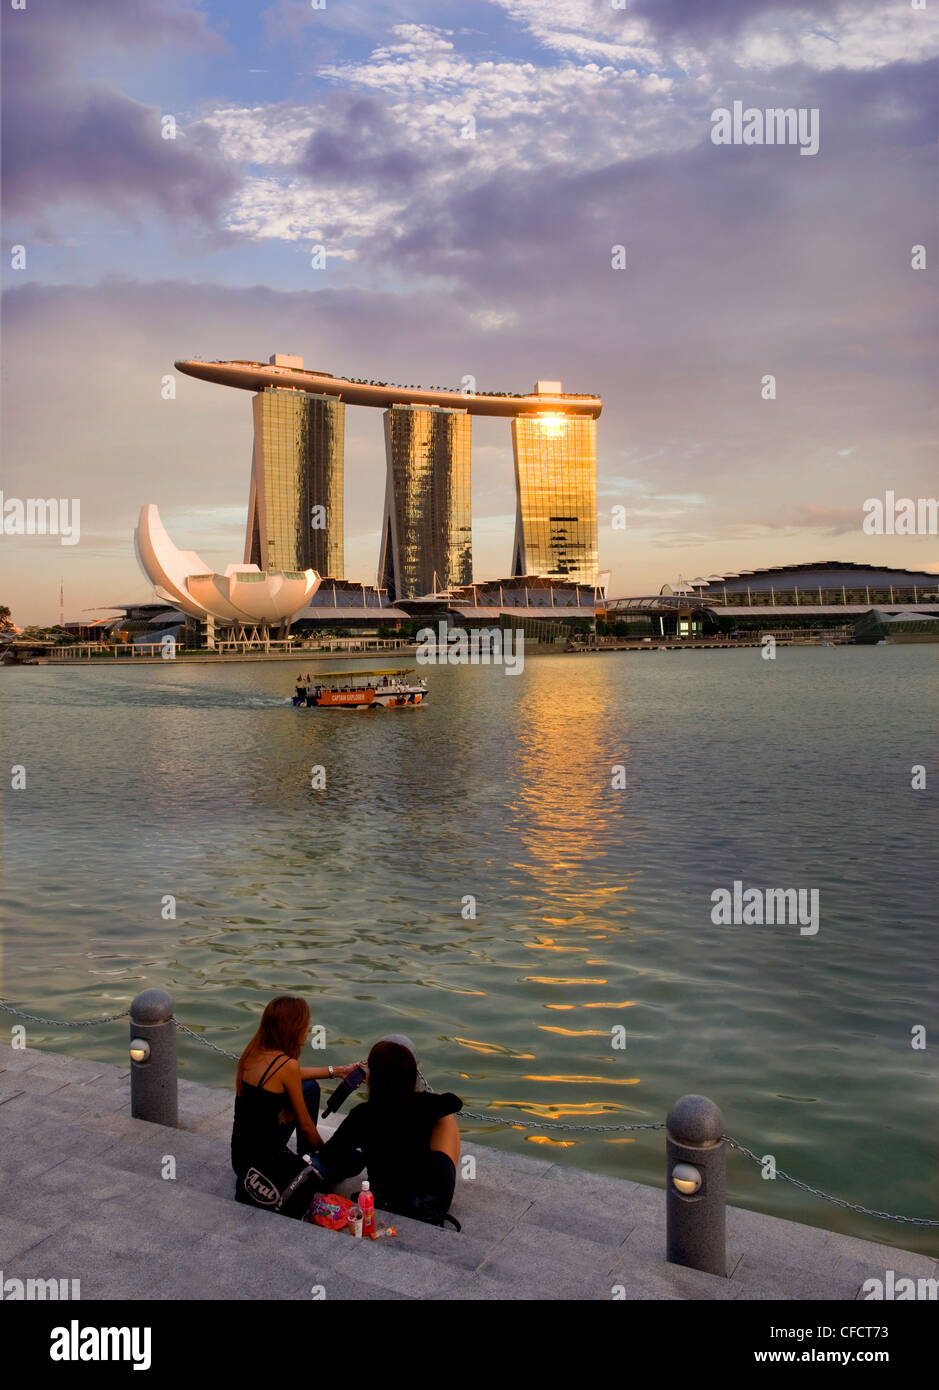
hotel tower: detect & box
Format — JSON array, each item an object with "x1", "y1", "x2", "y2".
[
  {"x1": 245, "y1": 359, "x2": 345, "y2": 577},
  {"x1": 511, "y1": 388, "x2": 598, "y2": 585},
  {"x1": 378, "y1": 404, "x2": 472, "y2": 600},
  {"x1": 174, "y1": 356, "x2": 601, "y2": 593}
]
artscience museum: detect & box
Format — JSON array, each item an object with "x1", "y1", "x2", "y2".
[{"x1": 134, "y1": 503, "x2": 320, "y2": 643}]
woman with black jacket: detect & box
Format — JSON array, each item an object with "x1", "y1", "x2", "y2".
[{"x1": 317, "y1": 1039, "x2": 462, "y2": 1229}]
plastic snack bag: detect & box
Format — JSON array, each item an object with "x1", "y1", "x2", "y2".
[{"x1": 306, "y1": 1192, "x2": 353, "y2": 1231}]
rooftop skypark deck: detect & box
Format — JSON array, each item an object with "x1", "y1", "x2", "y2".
[{"x1": 175, "y1": 357, "x2": 603, "y2": 419}]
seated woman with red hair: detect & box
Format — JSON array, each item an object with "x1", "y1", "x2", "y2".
[{"x1": 231, "y1": 995, "x2": 359, "y2": 1212}]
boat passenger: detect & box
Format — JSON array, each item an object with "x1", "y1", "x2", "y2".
[{"x1": 316, "y1": 1039, "x2": 462, "y2": 1229}]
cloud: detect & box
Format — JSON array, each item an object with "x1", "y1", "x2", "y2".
[
  {"x1": 630, "y1": 0, "x2": 842, "y2": 38},
  {"x1": 297, "y1": 94, "x2": 454, "y2": 192},
  {"x1": 1, "y1": 0, "x2": 236, "y2": 234},
  {"x1": 3, "y1": 10, "x2": 937, "y2": 619},
  {"x1": 786, "y1": 505, "x2": 863, "y2": 535}
]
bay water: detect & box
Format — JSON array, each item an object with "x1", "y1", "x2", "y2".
[{"x1": 2, "y1": 646, "x2": 935, "y2": 1253}]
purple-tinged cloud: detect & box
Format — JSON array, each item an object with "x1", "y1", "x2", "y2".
[
  {"x1": 1, "y1": 0, "x2": 235, "y2": 232},
  {"x1": 297, "y1": 95, "x2": 468, "y2": 192},
  {"x1": 630, "y1": 0, "x2": 844, "y2": 37}
]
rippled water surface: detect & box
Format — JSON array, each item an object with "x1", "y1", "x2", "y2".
[{"x1": 2, "y1": 648, "x2": 936, "y2": 1253}]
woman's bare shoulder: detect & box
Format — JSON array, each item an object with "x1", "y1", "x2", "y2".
[{"x1": 244, "y1": 1051, "x2": 296, "y2": 1084}]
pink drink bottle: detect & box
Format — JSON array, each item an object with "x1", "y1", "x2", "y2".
[{"x1": 360, "y1": 1180, "x2": 375, "y2": 1238}]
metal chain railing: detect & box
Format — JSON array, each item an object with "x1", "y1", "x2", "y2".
[
  {"x1": 174, "y1": 1022, "x2": 239, "y2": 1061},
  {"x1": 3, "y1": 999, "x2": 935, "y2": 1226},
  {"x1": 462, "y1": 1111, "x2": 667, "y2": 1134},
  {"x1": 0, "y1": 999, "x2": 131, "y2": 1028},
  {"x1": 722, "y1": 1136, "x2": 938, "y2": 1227}
]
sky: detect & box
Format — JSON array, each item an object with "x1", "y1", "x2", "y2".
[{"x1": 1, "y1": 0, "x2": 937, "y2": 624}]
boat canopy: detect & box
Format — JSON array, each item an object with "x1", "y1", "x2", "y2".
[{"x1": 306, "y1": 668, "x2": 416, "y2": 681}]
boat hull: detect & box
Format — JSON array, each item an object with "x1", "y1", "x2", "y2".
[{"x1": 292, "y1": 686, "x2": 426, "y2": 708}]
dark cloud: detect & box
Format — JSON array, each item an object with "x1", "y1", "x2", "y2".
[
  {"x1": 1, "y1": 0, "x2": 235, "y2": 232},
  {"x1": 366, "y1": 57, "x2": 937, "y2": 330},
  {"x1": 3, "y1": 89, "x2": 238, "y2": 230},
  {"x1": 297, "y1": 95, "x2": 470, "y2": 192},
  {"x1": 629, "y1": 0, "x2": 844, "y2": 37}
]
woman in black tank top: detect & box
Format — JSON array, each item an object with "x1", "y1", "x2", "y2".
[{"x1": 231, "y1": 996, "x2": 359, "y2": 1178}]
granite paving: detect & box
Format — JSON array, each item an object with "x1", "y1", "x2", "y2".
[{"x1": 1, "y1": 1045, "x2": 934, "y2": 1302}]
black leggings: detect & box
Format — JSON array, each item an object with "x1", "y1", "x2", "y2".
[{"x1": 423, "y1": 1150, "x2": 457, "y2": 1210}]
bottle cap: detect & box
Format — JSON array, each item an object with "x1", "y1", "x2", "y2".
[{"x1": 362, "y1": 1180, "x2": 370, "y2": 1191}]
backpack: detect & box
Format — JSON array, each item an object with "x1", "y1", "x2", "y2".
[{"x1": 235, "y1": 1152, "x2": 324, "y2": 1219}]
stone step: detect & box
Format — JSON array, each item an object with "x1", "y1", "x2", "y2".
[{"x1": 3, "y1": 1046, "x2": 933, "y2": 1301}]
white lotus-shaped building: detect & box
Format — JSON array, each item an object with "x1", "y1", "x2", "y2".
[{"x1": 134, "y1": 504, "x2": 320, "y2": 626}]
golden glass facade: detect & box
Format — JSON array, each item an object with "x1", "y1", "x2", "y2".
[
  {"x1": 511, "y1": 414, "x2": 598, "y2": 585},
  {"x1": 379, "y1": 405, "x2": 472, "y2": 599},
  {"x1": 246, "y1": 388, "x2": 344, "y2": 576}
]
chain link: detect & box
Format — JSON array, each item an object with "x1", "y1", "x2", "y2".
[
  {"x1": 3, "y1": 999, "x2": 935, "y2": 1227},
  {"x1": 461, "y1": 1110, "x2": 667, "y2": 1133},
  {"x1": 723, "y1": 1136, "x2": 939, "y2": 1227},
  {"x1": 0, "y1": 999, "x2": 131, "y2": 1028},
  {"x1": 174, "y1": 1022, "x2": 239, "y2": 1062}
]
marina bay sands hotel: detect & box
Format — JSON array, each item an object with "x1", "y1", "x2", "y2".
[{"x1": 175, "y1": 354, "x2": 602, "y2": 599}]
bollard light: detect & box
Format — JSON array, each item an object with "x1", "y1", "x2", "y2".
[
  {"x1": 666, "y1": 1094, "x2": 726, "y2": 1276},
  {"x1": 129, "y1": 988, "x2": 177, "y2": 1128},
  {"x1": 672, "y1": 1162, "x2": 702, "y2": 1195}
]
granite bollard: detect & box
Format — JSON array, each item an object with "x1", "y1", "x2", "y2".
[
  {"x1": 666, "y1": 1093, "x2": 726, "y2": 1276},
  {"x1": 129, "y1": 988, "x2": 178, "y2": 1127}
]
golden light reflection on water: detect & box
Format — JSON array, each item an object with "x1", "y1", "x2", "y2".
[
  {"x1": 489, "y1": 1101, "x2": 626, "y2": 1117},
  {"x1": 523, "y1": 938, "x2": 590, "y2": 952},
  {"x1": 538, "y1": 1026, "x2": 606, "y2": 1036},
  {"x1": 526, "y1": 1136, "x2": 576, "y2": 1147},
  {"x1": 452, "y1": 1036, "x2": 536, "y2": 1058},
  {"x1": 524, "y1": 1075, "x2": 640, "y2": 1085},
  {"x1": 510, "y1": 661, "x2": 643, "y2": 896},
  {"x1": 501, "y1": 667, "x2": 648, "y2": 1135},
  {"x1": 522, "y1": 976, "x2": 608, "y2": 985},
  {"x1": 543, "y1": 1001, "x2": 634, "y2": 1010}
]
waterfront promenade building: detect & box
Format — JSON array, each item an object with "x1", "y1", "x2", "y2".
[
  {"x1": 603, "y1": 562, "x2": 939, "y2": 638},
  {"x1": 175, "y1": 356, "x2": 602, "y2": 592},
  {"x1": 511, "y1": 401, "x2": 598, "y2": 585},
  {"x1": 379, "y1": 405, "x2": 472, "y2": 600}
]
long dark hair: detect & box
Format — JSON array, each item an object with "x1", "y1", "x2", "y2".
[
  {"x1": 236, "y1": 996, "x2": 309, "y2": 1094},
  {"x1": 367, "y1": 1040, "x2": 417, "y2": 1108}
]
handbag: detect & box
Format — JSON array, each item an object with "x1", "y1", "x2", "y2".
[{"x1": 235, "y1": 1151, "x2": 324, "y2": 1219}]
